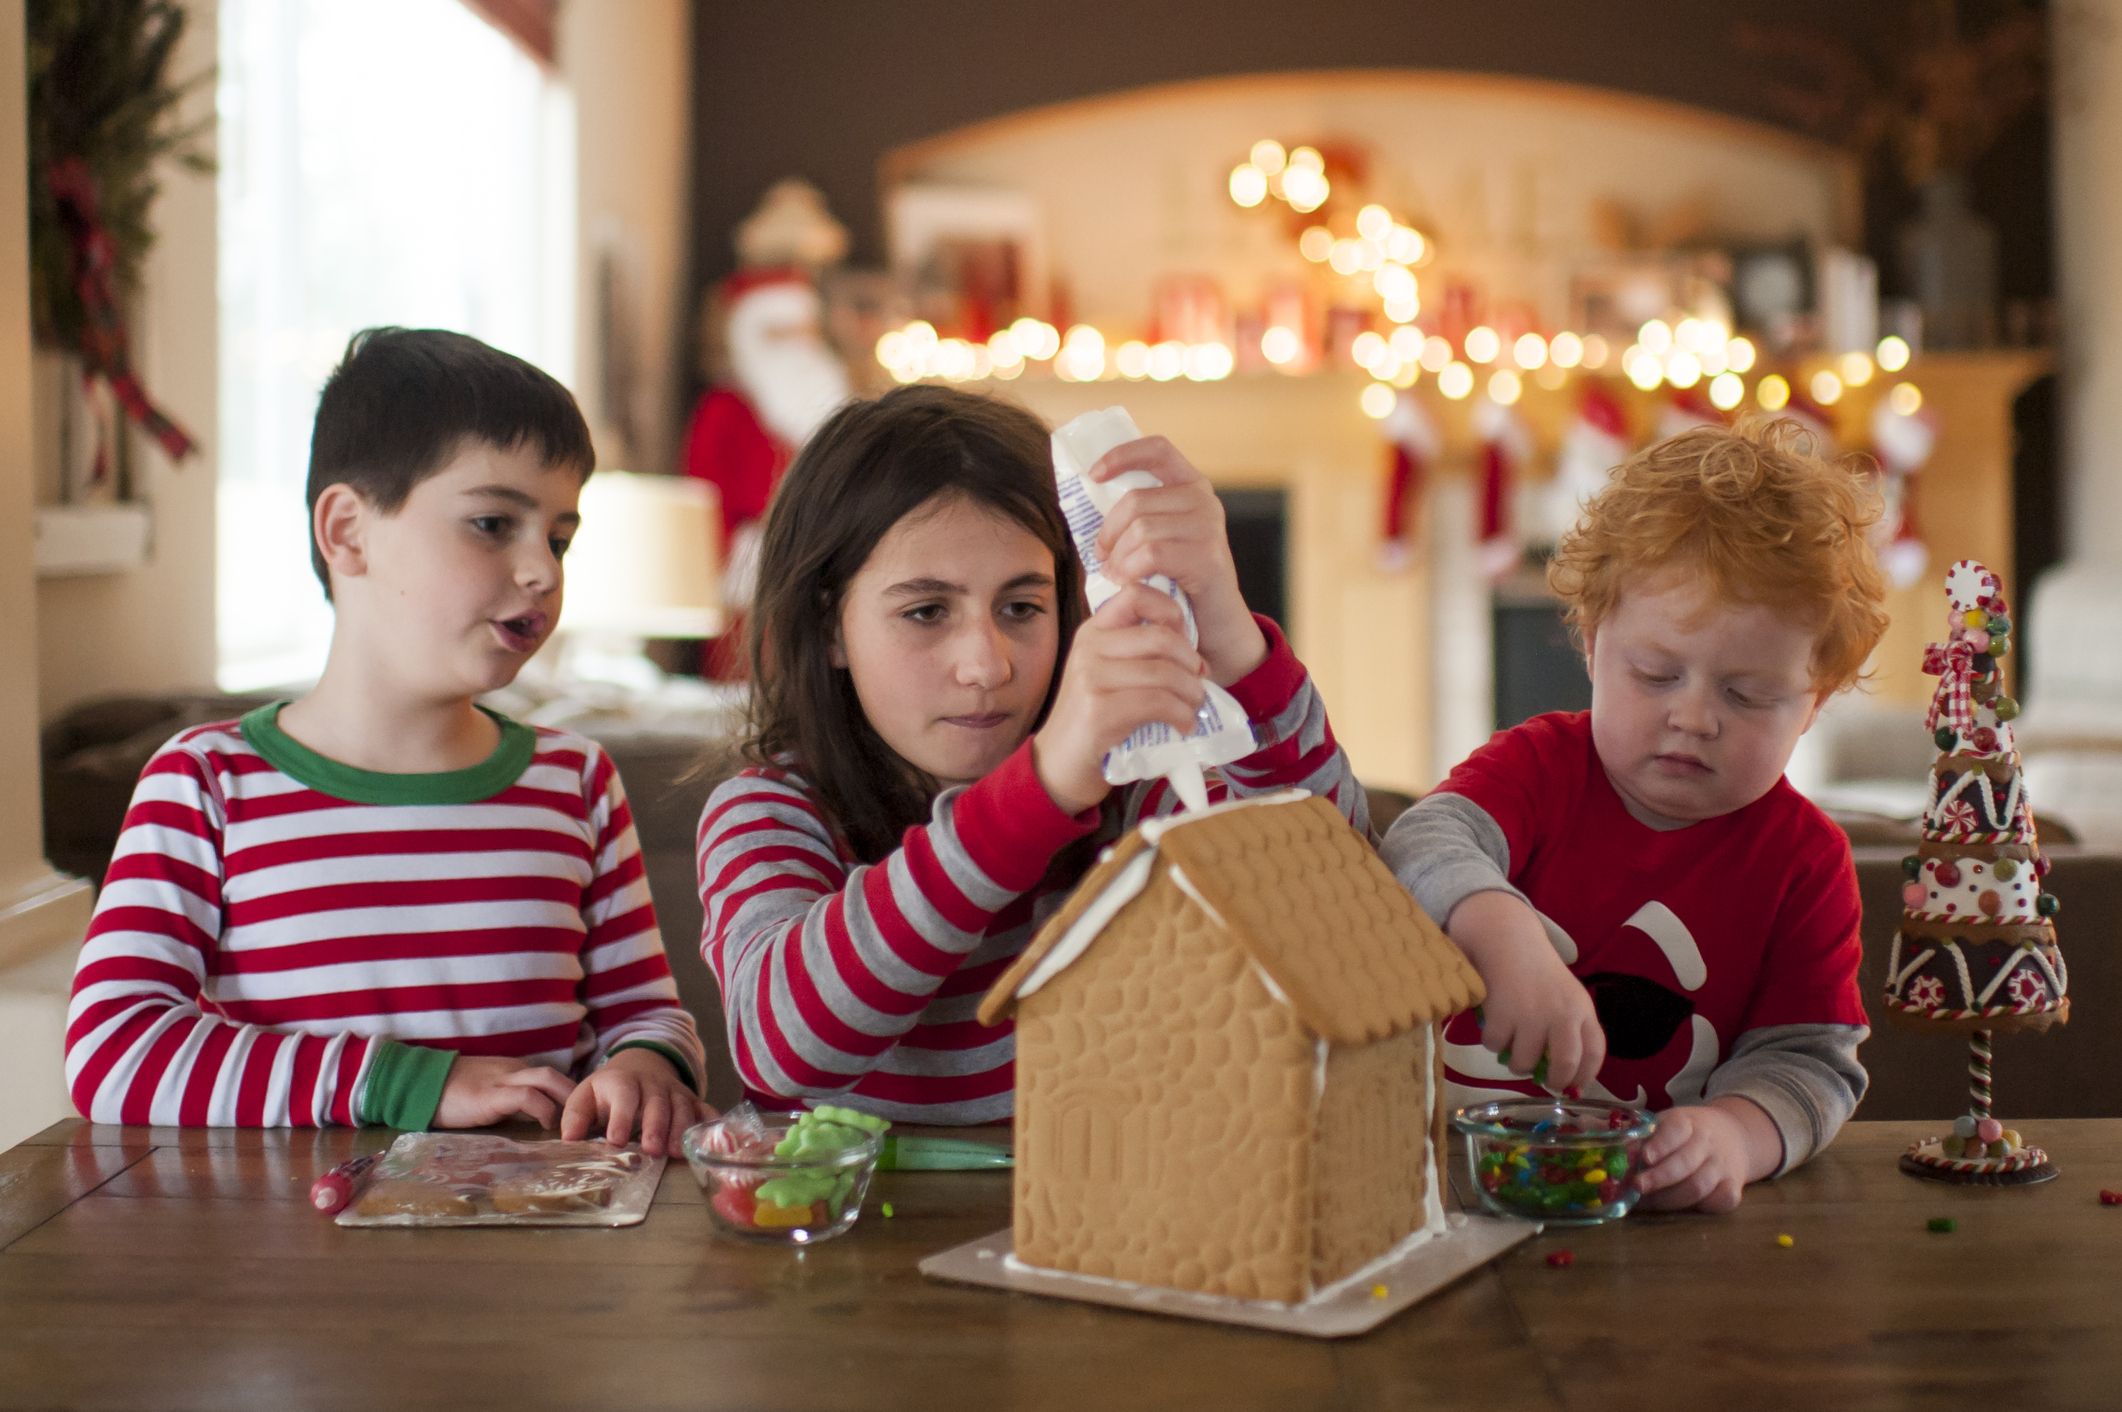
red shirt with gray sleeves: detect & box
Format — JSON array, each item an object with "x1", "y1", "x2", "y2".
[{"x1": 1382, "y1": 711, "x2": 1868, "y2": 1173}]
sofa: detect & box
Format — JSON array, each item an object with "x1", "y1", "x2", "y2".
[{"x1": 42, "y1": 692, "x2": 2116, "y2": 1122}]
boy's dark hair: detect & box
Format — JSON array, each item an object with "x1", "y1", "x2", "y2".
[
  {"x1": 737, "y1": 384, "x2": 1097, "y2": 864},
  {"x1": 305, "y1": 327, "x2": 595, "y2": 595}
]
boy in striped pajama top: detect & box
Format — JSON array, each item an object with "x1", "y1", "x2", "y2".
[
  {"x1": 697, "y1": 386, "x2": 1368, "y2": 1125},
  {"x1": 66, "y1": 328, "x2": 706, "y2": 1152}
]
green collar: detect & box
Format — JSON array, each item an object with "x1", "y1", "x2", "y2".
[{"x1": 240, "y1": 701, "x2": 537, "y2": 805}]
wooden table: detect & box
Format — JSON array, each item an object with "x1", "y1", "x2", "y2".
[{"x1": 2, "y1": 1119, "x2": 2116, "y2": 1411}]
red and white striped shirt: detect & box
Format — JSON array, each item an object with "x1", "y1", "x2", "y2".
[
  {"x1": 696, "y1": 616, "x2": 1366, "y2": 1124},
  {"x1": 66, "y1": 705, "x2": 705, "y2": 1129}
]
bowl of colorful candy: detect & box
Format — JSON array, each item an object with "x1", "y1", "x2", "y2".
[
  {"x1": 682, "y1": 1103, "x2": 888, "y2": 1245},
  {"x1": 1451, "y1": 1098, "x2": 1656, "y2": 1225}
]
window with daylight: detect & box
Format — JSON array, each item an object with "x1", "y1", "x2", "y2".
[{"x1": 216, "y1": 0, "x2": 575, "y2": 690}]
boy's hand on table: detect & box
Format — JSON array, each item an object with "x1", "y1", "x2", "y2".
[
  {"x1": 1633, "y1": 1099, "x2": 1780, "y2": 1213},
  {"x1": 1447, "y1": 891, "x2": 1606, "y2": 1094},
  {"x1": 434, "y1": 1055, "x2": 576, "y2": 1130},
  {"x1": 1089, "y1": 436, "x2": 1267, "y2": 685},
  {"x1": 561, "y1": 1048, "x2": 710, "y2": 1156}
]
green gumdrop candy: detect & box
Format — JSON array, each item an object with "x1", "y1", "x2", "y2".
[
  {"x1": 794, "y1": 1122, "x2": 862, "y2": 1152},
  {"x1": 758, "y1": 1174, "x2": 831, "y2": 1207},
  {"x1": 776, "y1": 1105, "x2": 885, "y2": 1158},
  {"x1": 811, "y1": 1104, "x2": 890, "y2": 1134},
  {"x1": 1934, "y1": 726, "x2": 1956, "y2": 750}
]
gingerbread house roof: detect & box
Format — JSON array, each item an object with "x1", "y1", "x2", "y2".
[{"x1": 978, "y1": 792, "x2": 1483, "y2": 1043}]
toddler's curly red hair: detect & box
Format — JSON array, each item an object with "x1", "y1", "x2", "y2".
[{"x1": 1548, "y1": 416, "x2": 1890, "y2": 694}]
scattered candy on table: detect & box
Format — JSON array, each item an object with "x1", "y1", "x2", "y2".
[
  {"x1": 2099, "y1": 1189, "x2": 2122, "y2": 1207},
  {"x1": 1545, "y1": 1249, "x2": 1574, "y2": 1269},
  {"x1": 1776, "y1": 1233, "x2": 1795, "y2": 1249},
  {"x1": 881, "y1": 1202, "x2": 894, "y2": 1219},
  {"x1": 1927, "y1": 1217, "x2": 1955, "y2": 1234},
  {"x1": 1371, "y1": 1284, "x2": 1389, "y2": 1299}
]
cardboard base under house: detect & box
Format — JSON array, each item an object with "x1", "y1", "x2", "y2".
[{"x1": 918, "y1": 1212, "x2": 1536, "y2": 1338}]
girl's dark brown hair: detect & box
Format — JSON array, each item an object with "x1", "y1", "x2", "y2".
[{"x1": 738, "y1": 384, "x2": 1090, "y2": 862}]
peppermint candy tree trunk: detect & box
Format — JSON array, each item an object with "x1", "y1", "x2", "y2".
[{"x1": 1884, "y1": 560, "x2": 2066, "y2": 1185}]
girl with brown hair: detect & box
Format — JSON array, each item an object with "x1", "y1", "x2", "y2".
[{"x1": 697, "y1": 384, "x2": 1366, "y2": 1121}]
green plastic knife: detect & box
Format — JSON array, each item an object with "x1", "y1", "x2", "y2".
[{"x1": 876, "y1": 1134, "x2": 1013, "y2": 1171}]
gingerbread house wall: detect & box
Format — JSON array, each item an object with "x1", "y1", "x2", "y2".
[
  {"x1": 1309, "y1": 1027, "x2": 1435, "y2": 1290},
  {"x1": 1010, "y1": 867, "x2": 1320, "y2": 1302}
]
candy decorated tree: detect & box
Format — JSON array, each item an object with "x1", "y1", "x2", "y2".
[{"x1": 1883, "y1": 560, "x2": 2067, "y2": 1184}]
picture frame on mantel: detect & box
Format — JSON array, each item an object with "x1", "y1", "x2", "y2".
[{"x1": 885, "y1": 183, "x2": 1049, "y2": 335}]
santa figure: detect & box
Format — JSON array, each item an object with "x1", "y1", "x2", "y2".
[{"x1": 681, "y1": 267, "x2": 852, "y2": 677}]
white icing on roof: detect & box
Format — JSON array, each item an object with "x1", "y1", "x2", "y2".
[{"x1": 1009, "y1": 789, "x2": 1311, "y2": 1002}]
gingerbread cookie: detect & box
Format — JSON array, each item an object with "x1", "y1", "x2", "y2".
[
  {"x1": 489, "y1": 1172, "x2": 616, "y2": 1215},
  {"x1": 352, "y1": 1180, "x2": 479, "y2": 1220},
  {"x1": 335, "y1": 1134, "x2": 662, "y2": 1226}
]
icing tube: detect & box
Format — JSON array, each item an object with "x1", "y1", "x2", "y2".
[{"x1": 1051, "y1": 407, "x2": 1254, "y2": 811}]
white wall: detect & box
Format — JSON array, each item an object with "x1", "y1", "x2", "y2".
[
  {"x1": 2053, "y1": 1, "x2": 2122, "y2": 565},
  {"x1": 560, "y1": 0, "x2": 694, "y2": 477}
]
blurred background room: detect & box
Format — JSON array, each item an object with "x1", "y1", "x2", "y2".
[{"x1": 5, "y1": 0, "x2": 2117, "y2": 1137}]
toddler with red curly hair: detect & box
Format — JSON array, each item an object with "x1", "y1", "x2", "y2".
[{"x1": 1385, "y1": 418, "x2": 1890, "y2": 1211}]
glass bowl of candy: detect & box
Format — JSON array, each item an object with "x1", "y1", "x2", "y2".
[
  {"x1": 682, "y1": 1104, "x2": 888, "y2": 1245},
  {"x1": 1451, "y1": 1098, "x2": 1656, "y2": 1225}
]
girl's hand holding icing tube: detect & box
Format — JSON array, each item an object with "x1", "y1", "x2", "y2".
[
  {"x1": 1032, "y1": 583, "x2": 1208, "y2": 815},
  {"x1": 1090, "y1": 437, "x2": 1269, "y2": 685}
]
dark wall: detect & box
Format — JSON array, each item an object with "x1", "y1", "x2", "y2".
[{"x1": 691, "y1": 0, "x2": 2049, "y2": 310}]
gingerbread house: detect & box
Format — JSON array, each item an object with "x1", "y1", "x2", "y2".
[{"x1": 977, "y1": 791, "x2": 1484, "y2": 1305}]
